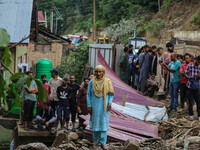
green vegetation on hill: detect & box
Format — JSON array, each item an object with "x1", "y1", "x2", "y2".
[{"x1": 38, "y1": 0, "x2": 160, "y2": 35}]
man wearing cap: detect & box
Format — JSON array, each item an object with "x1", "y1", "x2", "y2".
[{"x1": 49, "y1": 69, "x2": 63, "y2": 114}]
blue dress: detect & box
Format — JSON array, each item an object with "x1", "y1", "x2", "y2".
[{"x1": 87, "y1": 80, "x2": 114, "y2": 131}]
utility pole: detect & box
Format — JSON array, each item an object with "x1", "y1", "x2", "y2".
[
  {"x1": 93, "y1": 0, "x2": 96, "y2": 41},
  {"x1": 45, "y1": 11, "x2": 47, "y2": 28},
  {"x1": 50, "y1": 1, "x2": 54, "y2": 33}
]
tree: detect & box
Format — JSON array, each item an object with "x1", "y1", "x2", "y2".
[{"x1": 0, "y1": 28, "x2": 47, "y2": 121}]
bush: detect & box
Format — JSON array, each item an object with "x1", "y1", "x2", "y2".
[
  {"x1": 146, "y1": 19, "x2": 166, "y2": 36},
  {"x1": 161, "y1": 0, "x2": 172, "y2": 9},
  {"x1": 191, "y1": 10, "x2": 200, "y2": 26},
  {"x1": 58, "y1": 41, "x2": 90, "y2": 84}
]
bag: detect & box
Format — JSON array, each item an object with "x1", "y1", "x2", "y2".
[{"x1": 190, "y1": 80, "x2": 200, "y2": 90}]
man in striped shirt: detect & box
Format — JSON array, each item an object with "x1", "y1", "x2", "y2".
[{"x1": 185, "y1": 55, "x2": 200, "y2": 120}]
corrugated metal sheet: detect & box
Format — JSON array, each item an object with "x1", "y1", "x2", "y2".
[
  {"x1": 89, "y1": 44, "x2": 113, "y2": 69},
  {"x1": 0, "y1": 0, "x2": 33, "y2": 43}
]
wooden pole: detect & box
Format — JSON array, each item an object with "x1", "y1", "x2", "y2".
[
  {"x1": 50, "y1": 1, "x2": 54, "y2": 32},
  {"x1": 93, "y1": 0, "x2": 96, "y2": 40},
  {"x1": 45, "y1": 11, "x2": 47, "y2": 28}
]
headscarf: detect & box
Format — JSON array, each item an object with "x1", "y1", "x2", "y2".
[{"x1": 92, "y1": 65, "x2": 114, "y2": 113}]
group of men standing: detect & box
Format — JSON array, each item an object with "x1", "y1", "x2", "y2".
[
  {"x1": 120, "y1": 42, "x2": 200, "y2": 120},
  {"x1": 23, "y1": 66, "x2": 113, "y2": 149}
]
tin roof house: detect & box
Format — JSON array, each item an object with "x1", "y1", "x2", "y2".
[{"x1": 0, "y1": 0, "x2": 70, "y2": 79}]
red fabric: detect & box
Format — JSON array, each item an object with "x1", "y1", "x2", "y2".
[
  {"x1": 37, "y1": 83, "x2": 51, "y2": 107},
  {"x1": 180, "y1": 62, "x2": 191, "y2": 84},
  {"x1": 38, "y1": 11, "x2": 45, "y2": 21},
  {"x1": 97, "y1": 51, "x2": 164, "y2": 107}
]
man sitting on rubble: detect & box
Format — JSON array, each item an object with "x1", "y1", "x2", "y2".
[
  {"x1": 35, "y1": 102, "x2": 56, "y2": 131},
  {"x1": 143, "y1": 73, "x2": 159, "y2": 97}
]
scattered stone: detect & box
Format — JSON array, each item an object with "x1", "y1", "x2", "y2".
[
  {"x1": 82, "y1": 139, "x2": 92, "y2": 145},
  {"x1": 139, "y1": 138, "x2": 168, "y2": 150},
  {"x1": 108, "y1": 142, "x2": 124, "y2": 150},
  {"x1": 81, "y1": 146, "x2": 90, "y2": 150},
  {"x1": 65, "y1": 143, "x2": 77, "y2": 150},
  {"x1": 176, "y1": 142, "x2": 184, "y2": 148},
  {"x1": 49, "y1": 147, "x2": 57, "y2": 150},
  {"x1": 51, "y1": 130, "x2": 68, "y2": 147},
  {"x1": 184, "y1": 136, "x2": 200, "y2": 149},
  {"x1": 76, "y1": 130, "x2": 84, "y2": 139},
  {"x1": 16, "y1": 142, "x2": 49, "y2": 150},
  {"x1": 69, "y1": 132, "x2": 79, "y2": 141},
  {"x1": 124, "y1": 138, "x2": 140, "y2": 150}
]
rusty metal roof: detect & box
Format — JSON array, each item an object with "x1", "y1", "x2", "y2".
[{"x1": 0, "y1": 0, "x2": 33, "y2": 43}]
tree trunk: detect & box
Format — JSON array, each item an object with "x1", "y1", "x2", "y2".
[{"x1": 158, "y1": 0, "x2": 161, "y2": 11}]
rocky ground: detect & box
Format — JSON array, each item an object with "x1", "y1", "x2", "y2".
[{"x1": 8, "y1": 99, "x2": 200, "y2": 150}]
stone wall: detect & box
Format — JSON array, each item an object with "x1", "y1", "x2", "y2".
[
  {"x1": 145, "y1": 30, "x2": 200, "y2": 56},
  {"x1": 27, "y1": 43, "x2": 63, "y2": 72}
]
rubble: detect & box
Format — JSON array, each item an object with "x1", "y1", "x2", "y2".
[{"x1": 16, "y1": 142, "x2": 49, "y2": 150}]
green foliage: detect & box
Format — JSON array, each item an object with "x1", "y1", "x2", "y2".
[
  {"x1": 0, "y1": 29, "x2": 47, "y2": 113},
  {"x1": 59, "y1": 41, "x2": 90, "y2": 84},
  {"x1": 191, "y1": 10, "x2": 200, "y2": 27},
  {"x1": 121, "y1": 34, "x2": 130, "y2": 45},
  {"x1": 10, "y1": 73, "x2": 24, "y2": 83},
  {"x1": 161, "y1": 0, "x2": 172, "y2": 9},
  {"x1": 146, "y1": 19, "x2": 166, "y2": 36},
  {"x1": 0, "y1": 28, "x2": 12, "y2": 70},
  {"x1": 0, "y1": 74, "x2": 6, "y2": 100},
  {"x1": 7, "y1": 84, "x2": 22, "y2": 109},
  {"x1": 35, "y1": 79, "x2": 47, "y2": 101},
  {"x1": 38, "y1": 0, "x2": 159, "y2": 34},
  {"x1": 0, "y1": 28, "x2": 10, "y2": 47}
]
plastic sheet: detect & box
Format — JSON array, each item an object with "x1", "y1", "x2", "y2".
[{"x1": 112, "y1": 102, "x2": 168, "y2": 123}]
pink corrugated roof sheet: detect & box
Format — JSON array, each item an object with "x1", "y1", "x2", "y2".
[
  {"x1": 98, "y1": 51, "x2": 164, "y2": 107},
  {"x1": 80, "y1": 51, "x2": 161, "y2": 142},
  {"x1": 38, "y1": 11, "x2": 45, "y2": 22}
]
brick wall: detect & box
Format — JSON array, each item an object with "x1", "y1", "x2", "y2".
[{"x1": 27, "y1": 43, "x2": 63, "y2": 72}]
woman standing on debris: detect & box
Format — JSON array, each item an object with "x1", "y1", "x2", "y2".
[{"x1": 87, "y1": 65, "x2": 114, "y2": 150}]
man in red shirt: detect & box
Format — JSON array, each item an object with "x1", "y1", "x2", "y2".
[
  {"x1": 37, "y1": 74, "x2": 51, "y2": 110},
  {"x1": 179, "y1": 53, "x2": 191, "y2": 108}
]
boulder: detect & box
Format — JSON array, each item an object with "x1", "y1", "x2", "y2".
[
  {"x1": 124, "y1": 139, "x2": 140, "y2": 150},
  {"x1": 69, "y1": 132, "x2": 79, "y2": 141},
  {"x1": 16, "y1": 142, "x2": 49, "y2": 150},
  {"x1": 51, "y1": 130, "x2": 68, "y2": 147}
]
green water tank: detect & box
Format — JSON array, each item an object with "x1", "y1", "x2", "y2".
[{"x1": 36, "y1": 59, "x2": 53, "y2": 81}]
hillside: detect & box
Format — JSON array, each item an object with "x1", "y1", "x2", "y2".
[
  {"x1": 152, "y1": 0, "x2": 200, "y2": 31},
  {"x1": 38, "y1": 0, "x2": 200, "y2": 41}
]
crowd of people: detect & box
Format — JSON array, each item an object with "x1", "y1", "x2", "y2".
[
  {"x1": 120, "y1": 42, "x2": 200, "y2": 120},
  {"x1": 21, "y1": 42, "x2": 199, "y2": 149},
  {"x1": 23, "y1": 66, "x2": 113, "y2": 149}
]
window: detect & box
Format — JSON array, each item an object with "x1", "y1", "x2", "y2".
[
  {"x1": 17, "y1": 56, "x2": 22, "y2": 72},
  {"x1": 18, "y1": 56, "x2": 22, "y2": 65},
  {"x1": 24, "y1": 53, "x2": 27, "y2": 63}
]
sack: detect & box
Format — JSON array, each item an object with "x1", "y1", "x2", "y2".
[{"x1": 190, "y1": 80, "x2": 200, "y2": 90}]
